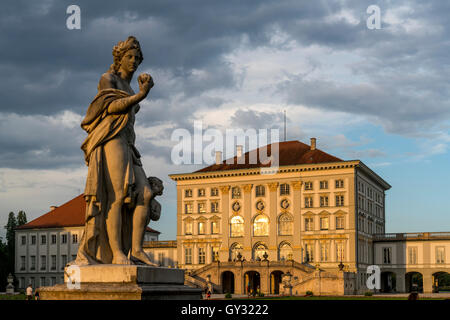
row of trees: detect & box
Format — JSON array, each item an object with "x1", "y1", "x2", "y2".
[{"x1": 0, "y1": 211, "x2": 27, "y2": 291}]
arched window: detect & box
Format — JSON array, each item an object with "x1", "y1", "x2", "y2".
[
  {"x1": 253, "y1": 215, "x2": 269, "y2": 236},
  {"x1": 229, "y1": 243, "x2": 243, "y2": 261},
  {"x1": 253, "y1": 243, "x2": 268, "y2": 260},
  {"x1": 278, "y1": 214, "x2": 293, "y2": 235},
  {"x1": 230, "y1": 216, "x2": 244, "y2": 237},
  {"x1": 279, "y1": 242, "x2": 293, "y2": 261}
]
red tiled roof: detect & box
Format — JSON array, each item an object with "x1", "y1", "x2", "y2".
[
  {"x1": 195, "y1": 140, "x2": 342, "y2": 173},
  {"x1": 16, "y1": 194, "x2": 160, "y2": 234}
]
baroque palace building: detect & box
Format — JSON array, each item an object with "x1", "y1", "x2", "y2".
[{"x1": 168, "y1": 139, "x2": 450, "y2": 295}]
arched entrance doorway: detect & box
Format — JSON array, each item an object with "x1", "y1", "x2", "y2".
[
  {"x1": 270, "y1": 271, "x2": 284, "y2": 294},
  {"x1": 380, "y1": 272, "x2": 396, "y2": 292},
  {"x1": 221, "y1": 271, "x2": 235, "y2": 294},
  {"x1": 432, "y1": 272, "x2": 450, "y2": 293},
  {"x1": 244, "y1": 271, "x2": 260, "y2": 295},
  {"x1": 405, "y1": 272, "x2": 423, "y2": 293}
]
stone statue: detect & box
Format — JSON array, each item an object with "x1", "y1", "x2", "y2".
[{"x1": 75, "y1": 36, "x2": 162, "y2": 266}]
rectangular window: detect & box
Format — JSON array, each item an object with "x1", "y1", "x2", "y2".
[
  {"x1": 211, "y1": 202, "x2": 219, "y2": 213},
  {"x1": 304, "y1": 182, "x2": 313, "y2": 190},
  {"x1": 21, "y1": 236, "x2": 26, "y2": 245},
  {"x1": 336, "y1": 242, "x2": 345, "y2": 261},
  {"x1": 320, "y1": 196, "x2": 329, "y2": 207},
  {"x1": 336, "y1": 195, "x2": 344, "y2": 207},
  {"x1": 61, "y1": 255, "x2": 67, "y2": 270},
  {"x1": 72, "y1": 234, "x2": 78, "y2": 244},
  {"x1": 211, "y1": 221, "x2": 219, "y2": 234},
  {"x1": 336, "y1": 216, "x2": 345, "y2": 230},
  {"x1": 383, "y1": 247, "x2": 392, "y2": 264},
  {"x1": 319, "y1": 181, "x2": 328, "y2": 189},
  {"x1": 72, "y1": 255, "x2": 77, "y2": 261},
  {"x1": 185, "y1": 203, "x2": 193, "y2": 214},
  {"x1": 198, "y1": 202, "x2": 206, "y2": 214},
  {"x1": 31, "y1": 235, "x2": 36, "y2": 245},
  {"x1": 335, "y1": 179, "x2": 344, "y2": 188},
  {"x1": 158, "y1": 252, "x2": 165, "y2": 266},
  {"x1": 198, "y1": 221, "x2": 206, "y2": 235},
  {"x1": 255, "y1": 185, "x2": 265, "y2": 197},
  {"x1": 305, "y1": 197, "x2": 313, "y2": 208},
  {"x1": 408, "y1": 247, "x2": 417, "y2": 265},
  {"x1": 212, "y1": 247, "x2": 220, "y2": 262},
  {"x1": 185, "y1": 189, "x2": 192, "y2": 198},
  {"x1": 280, "y1": 184, "x2": 290, "y2": 196},
  {"x1": 185, "y1": 222, "x2": 193, "y2": 235},
  {"x1": 41, "y1": 235, "x2": 46, "y2": 245},
  {"x1": 320, "y1": 217, "x2": 329, "y2": 230},
  {"x1": 51, "y1": 255, "x2": 57, "y2": 270},
  {"x1": 436, "y1": 247, "x2": 445, "y2": 264},
  {"x1": 40, "y1": 277, "x2": 46, "y2": 287},
  {"x1": 232, "y1": 187, "x2": 241, "y2": 199},
  {"x1": 320, "y1": 244, "x2": 328, "y2": 262},
  {"x1": 51, "y1": 234, "x2": 57, "y2": 244},
  {"x1": 61, "y1": 234, "x2": 67, "y2": 244},
  {"x1": 305, "y1": 218, "x2": 314, "y2": 231},
  {"x1": 20, "y1": 256, "x2": 25, "y2": 270},
  {"x1": 305, "y1": 244, "x2": 314, "y2": 262},
  {"x1": 40, "y1": 255, "x2": 46, "y2": 270},
  {"x1": 210, "y1": 188, "x2": 219, "y2": 197},
  {"x1": 198, "y1": 248, "x2": 206, "y2": 264},
  {"x1": 198, "y1": 188, "x2": 206, "y2": 197},
  {"x1": 185, "y1": 248, "x2": 192, "y2": 265},
  {"x1": 30, "y1": 256, "x2": 36, "y2": 270}
]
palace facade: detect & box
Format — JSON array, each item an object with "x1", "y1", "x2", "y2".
[{"x1": 167, "y1": 139, "x2": 450, "y2": 295}]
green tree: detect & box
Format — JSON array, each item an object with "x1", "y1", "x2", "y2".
[
  {"x1": 0, "y1": 237, "x2": 8, "y2": 291},
  {"x1": 3, "y1": 212, "x2": 17, "y2": 290},
  {"x1": 16, "y1": 211, "x2": 27, "y2": 227},
  {"x1": 5, "y1": 212, "x2": 16, "y2": 255}
]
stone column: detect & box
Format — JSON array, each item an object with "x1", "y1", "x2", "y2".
[
  {"x1": 268, "y1": 182, "x2": 279, "y2": 260},
  {"x1": 395, "y1": 270, "x2": 406, "y2": 293},
  {"x1": 242, "y1": 184, "x2": 253, "y2": 260},
  {"x1": 219, "y1": 186, "x2": 230, "y2": 262},
  {"x1": 291, "y1": 181, "x2": 302, "y2": 262},
  {"x1": 423, "y1": 272, "x2": 433, "y2": 293}
]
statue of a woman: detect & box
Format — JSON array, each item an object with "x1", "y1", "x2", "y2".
[{"x1": 75, "y1": 36, "x2": 157, "y2": 265}]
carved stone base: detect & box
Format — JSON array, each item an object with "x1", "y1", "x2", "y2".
[{"x1": 39, "y1": 265, "x2": 202, "y2": 300}]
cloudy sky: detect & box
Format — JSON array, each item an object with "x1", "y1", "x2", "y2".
[{"x1": 0, "y1": 0, "x2": 449, "y2": 240}]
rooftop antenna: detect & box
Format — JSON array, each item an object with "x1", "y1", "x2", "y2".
[{"x1": 283, "y1": 110, "x2": 287, "y2": 141}]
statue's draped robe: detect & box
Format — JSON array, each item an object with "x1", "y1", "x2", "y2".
[{"x1": 75, "y1": 88, "x2": 141, "y2": 265}]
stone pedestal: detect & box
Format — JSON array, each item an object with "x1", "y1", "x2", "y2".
[{"x1": 39, "y1": 265, "x2": 202, "y2": 300}]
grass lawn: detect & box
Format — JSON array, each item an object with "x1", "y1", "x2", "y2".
[
  {"x1": 0, "y1": 294, "x2": 27, "y2": 300},
  {"x1": 234, "y1": 295, "x2": 446, "y2": 300}
]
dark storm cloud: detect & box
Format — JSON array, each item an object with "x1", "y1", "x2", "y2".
[
  {"x1": 0, "y1": 0, "x2": 360, "y2": 116},
  {"x1": 0, "y1": 0, "x2": 449, "y2": 169}
]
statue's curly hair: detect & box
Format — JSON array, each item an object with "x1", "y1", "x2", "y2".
[{"x1": 108, "y1": 36, "x2": 144, "y2": 75}]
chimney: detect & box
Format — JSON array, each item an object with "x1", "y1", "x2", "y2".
[
  {"x1": 50, "y1": 206, "x2": 58, "y2": 211},
  {"x1": 310, "y1": 138, "x2": 316, "y2": 151},
  {"x1": 236, "y1": 145, "x2": 243, "y2": 158},
  {"x1": 215, "y1": 151, "x2": 222, "y2": 165}
]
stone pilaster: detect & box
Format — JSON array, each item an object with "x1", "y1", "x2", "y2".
[
  {"x1": 219, "y1": 186, "x2": 230, "y2": 261},
  {"x1": 242, "y1": 184, "x2": 253, "y2": 259},
  {"x1": 268, "y1": 182, "x2": 279, "y2": 258},
  {"x1": 292, "y1": 181, "x2": 302, "y2": 262}
]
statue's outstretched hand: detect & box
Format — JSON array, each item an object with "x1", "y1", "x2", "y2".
[{"x1": 138, "y1": 73, "x2": 154, "y2": 97}]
